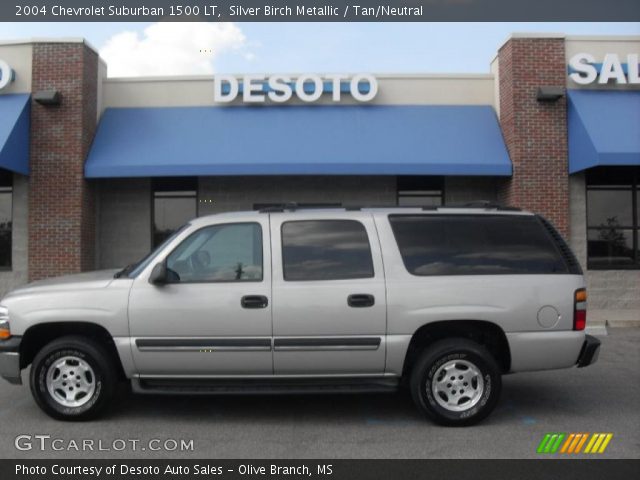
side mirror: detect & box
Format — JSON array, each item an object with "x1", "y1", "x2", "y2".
[{"x1": 149, "y1": 261, "x2": 167, "y2": 285}]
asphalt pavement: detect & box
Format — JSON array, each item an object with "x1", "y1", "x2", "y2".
[{"x1": 1, "y1": 328, "x2": 638, "y2": 459}]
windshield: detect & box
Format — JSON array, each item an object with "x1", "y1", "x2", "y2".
[{"x1": 116, "y1": 224, "x2": 190, "y2": 279}]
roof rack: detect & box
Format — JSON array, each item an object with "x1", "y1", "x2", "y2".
[
  {"x1": 258, "y1": 202, "x2": 299, "y2": 213},
  {"x1": 258, "y1": 201, "x2": 521, "y2": 213}
]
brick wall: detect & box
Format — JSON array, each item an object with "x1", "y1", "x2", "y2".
[
  {"x1": 28, "y1": 42, "x2": 98, "y2": 280},
  {"x1": 496, "y1": 37, "x2": 570, "y2": 237}
]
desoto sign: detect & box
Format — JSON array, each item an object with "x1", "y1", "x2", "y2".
[
  {"x1": 0, "y1": 59, "x2": 15, "y2": 90},
  {"x1": 568, "y1": 53, "x2": 639, "y2": 85},
  {"x1": 214, "y1": 74, "x2": 378, "y2": 103}
]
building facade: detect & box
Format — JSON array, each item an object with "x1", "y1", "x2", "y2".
[{"x1": 0, "y1": 34, "x2": 638, "y2": 325}]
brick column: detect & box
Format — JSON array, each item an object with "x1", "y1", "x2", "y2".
[
  {"x1": 496, "y1": 37, "x2": 570, "y2": 237},
  {"x1": 28, "y1": 42, "x2": 98, "y2": 280}
]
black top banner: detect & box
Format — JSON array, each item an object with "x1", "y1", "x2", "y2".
[{"x1": 4, "y1": 0, "x2": 640, "y2": 22}]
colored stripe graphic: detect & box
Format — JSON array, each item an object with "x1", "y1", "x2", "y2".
[
  {"x1": 537, "y1": 434, "x2": 552, "y2": 453},
  {"x1": 539, "y1": 433, "x2": 613, "y2": 454},
  {"x1": 598, "y1": 434, "x2": 613, "y2": 453},
  {"x1": 585, "y1": 433, "x2": 614, "y2": 454},
  {"x1": 550, "y1": 434, "x2": 565, "y2": 453},
  {"x1": 537, "y1": 433, "x2": 565, "y2": 453},
  {"x1": 560, "y1": 433, "x2": 575, "y2": 453},
  {"x1": 574, "y1": 433, "x2": 589, "y2": 453}
]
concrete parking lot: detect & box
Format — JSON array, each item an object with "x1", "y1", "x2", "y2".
[{"x1": 0, "y1": 328, "x2": 638, "y2": 459}]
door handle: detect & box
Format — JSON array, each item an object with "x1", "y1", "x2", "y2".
[
  {"x1": 347, "y1": 294, "x2": 375, "y2": 308},
  {"x1": 241, "y1": 295, "x2": 269, "y2": 309}
]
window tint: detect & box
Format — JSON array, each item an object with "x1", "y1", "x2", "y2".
[
  {"x1": 282, "y1": 220, "x2": 374, "y2": 281},
  {"x1": 0, "y1": 170, "x2": 12, "y2": 269},
  {"x1": 389, "y1": 215, "x2": 568, "y2": 276},
  {"x1": 167, "y1": 223, "x2": 262, "y2": 282}
]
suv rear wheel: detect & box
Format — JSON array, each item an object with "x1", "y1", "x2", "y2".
[
  {"x1": 410, "y1": 338, "x2": 501, "y2": 426},
  {"x1": 29, "y1": 336, "x2": 116, "y2": 421}
]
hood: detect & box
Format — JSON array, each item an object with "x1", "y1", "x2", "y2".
[{"x1": 2, "y1": 269, "x2": 120, "y2": 299}]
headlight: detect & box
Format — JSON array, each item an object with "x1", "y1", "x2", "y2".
[{"x1": 0, "y1": 305, "x2": 10, "y2": 339}]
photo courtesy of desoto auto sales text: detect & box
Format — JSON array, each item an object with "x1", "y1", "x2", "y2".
[{"x1": 0, "y1": 1, "x2": 638, "y2": 479}]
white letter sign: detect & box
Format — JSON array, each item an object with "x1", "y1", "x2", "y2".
[
  {"x1": 569, "y1": 53, "x2": 640, "y2": 85},
  {"x1": 214, "y1": 74, "x2": 378, "y2": 104},
  {"x1": 0, "y1": 59, "x2": 14, "y2": 90}
]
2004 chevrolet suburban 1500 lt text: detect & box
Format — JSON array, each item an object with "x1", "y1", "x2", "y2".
[{"x1": 0, "y1": 205, "x2": 601, "y2": 425}]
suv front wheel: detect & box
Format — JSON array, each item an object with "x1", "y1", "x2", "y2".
[
  {"x1": 410, "y1": 338, "x2": 502, "y2": 426},
  {"x1": 30, "y1": 336, "x2": 116, "y2": 421}
]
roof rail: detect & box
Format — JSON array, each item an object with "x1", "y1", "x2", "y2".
[
  {"x1": 258, "y1": 202, "x2": 299, "y2": 213},
  {"x1": 257, "y1": 201, "x2": 521, "y2": 213}
]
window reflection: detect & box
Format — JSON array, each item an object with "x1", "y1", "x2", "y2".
[
  {"x1": 282, "y1": 220, "x2": 374, "y2": 281},
  {"x1": 587, "y1": 228, "x2": 634, "y2": 267},
  {"x1": 0, "y1": 169, "x2": 12, "y2": 269},
  {"x1": 390, "y1": 215, "x2": 568, "y2": 276},
  {"x1": 167, "y1": 223, "x2": 263, "y2": 283},
  {"x1": 587, "y1": 191, "x2": 632, "y2": 226},
  {"x1": 586, "y1": 167, "x2": 639, "y2": 269}
]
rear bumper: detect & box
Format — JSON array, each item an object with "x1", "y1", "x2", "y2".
[
  {"x1": 576, "y1": 334, "x2": 601, "y2": 368},
  {"x1": 0, "y1": 336, "x2": 22, "y2": 385}
]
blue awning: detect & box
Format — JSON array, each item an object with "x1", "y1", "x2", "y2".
[
  {"x1": 568, "y1": 90, "x2": 640, "y2": 174},
  {"x1": 0, "y1": 94, "x2": 30, "y2": 175},
  {"x1": 85, "y1": 105, "x2": 512, "y2": 178}
]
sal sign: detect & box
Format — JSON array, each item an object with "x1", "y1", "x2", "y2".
[
  {"x1": 0, "y1": 59, "x2": 15, "y2": 90},
  {"x1": 569, "y1": 53, "x2": 639, "y2": 85},
  {"x1": 214, "y1": 74, "x2": 378, "y2": 103}
]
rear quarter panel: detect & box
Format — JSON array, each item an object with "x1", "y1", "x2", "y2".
[{"x1": 373, "y1": 213, "x2": 586, "y2": 374}]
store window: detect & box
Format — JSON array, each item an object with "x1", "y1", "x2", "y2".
[
  {"x1": 0, "y1": 170, "x2": 12, "y2": 269},
  {"x1": 586, "y1": 167, "x2": 639, "y2": 269},
  {"x1": 397, "y1": 176, "x2": 444, "y2": 207},
  {"x1": 153, "y1": 178, "x2": 197, "y2": 248}
]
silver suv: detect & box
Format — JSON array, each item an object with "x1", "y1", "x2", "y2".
[{"x1": 0, "y1": 205, "x2": 600, "y2": 425}]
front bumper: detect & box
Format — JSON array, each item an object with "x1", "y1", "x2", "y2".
[
  {"x1": 0, "y1": 336, "x2": 22, "y2": 384},
  {"x1": 576, "y1": 334, "x2": 601, "y2": 368}
]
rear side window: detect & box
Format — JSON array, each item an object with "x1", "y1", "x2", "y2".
[
  {"x1": 389, "y1": 215, "x2": 569, "y2": 276},
  {"x1": 282, "y1": 220, "x2": 374, "y2": 281}
]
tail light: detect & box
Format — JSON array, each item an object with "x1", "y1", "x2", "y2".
[{"x1": 574, "y1": 289, "x2": 587, "y2": 331}]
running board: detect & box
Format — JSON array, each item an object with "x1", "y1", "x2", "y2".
[{"x1": 132, "y1": 376, "x2": 400, "y2": 395}]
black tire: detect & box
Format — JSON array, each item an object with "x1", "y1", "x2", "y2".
[
  {"x1": 29, "y1": 335, "x2": 117, "y2": 421},
  {"x1": 410, "y1": 338, "x2": 502, "y2": 426}
]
